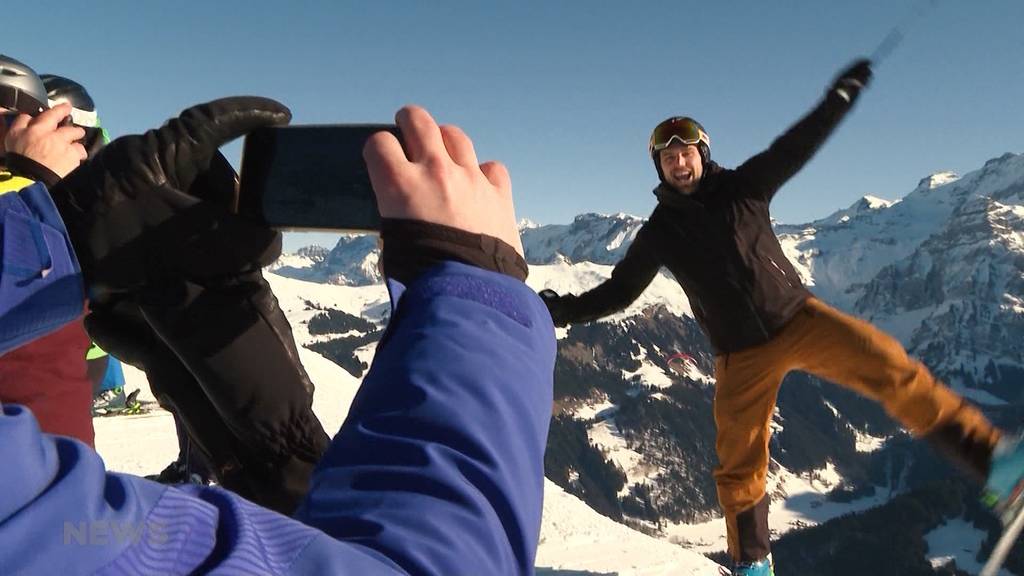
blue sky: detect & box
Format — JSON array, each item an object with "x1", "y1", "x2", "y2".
[{"x1": 7, "y1": 1, "x2": 1022, "y2": 251}]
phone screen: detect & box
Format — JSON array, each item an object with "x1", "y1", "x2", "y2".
[{"x1": 238, "y1": 124, "x2": 399, "y2": 232}]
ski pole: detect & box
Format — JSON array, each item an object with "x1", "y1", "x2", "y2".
[{"x1": 869, "y1": 0, "x2": 941, "y2": 66}]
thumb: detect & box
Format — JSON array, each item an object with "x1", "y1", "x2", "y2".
[{"x1": 159, "y1": 96, "x2": 291, "y2": 191}]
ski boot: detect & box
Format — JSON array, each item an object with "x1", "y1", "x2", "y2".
[
  {"x1": 983, "y1": 435, "x2": 1024, "y2": 525},
  {"x1": 719, "y1": 555, "x2": 774, "y2": 576},
  {"x1": 92, "y1": 387, "x2": 127, "y2": 415}
]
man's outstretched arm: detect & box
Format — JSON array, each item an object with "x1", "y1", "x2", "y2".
[
  {"x1": 735, "y1": 59, "x2": 872, "y2": 202},
  {"x1": 541, "y1": 225, "x2": 661, "y2": 327}
]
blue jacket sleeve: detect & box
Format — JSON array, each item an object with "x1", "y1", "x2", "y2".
[
  {"x1": 295, "y1": 261, "x2": 557, "y2": 575},
  {"x1": 0, "y1": 182, "x2": 85, "y2": 355},
  {"x1": 0, "y1": 260, "x2": 555, "y2": 575}
]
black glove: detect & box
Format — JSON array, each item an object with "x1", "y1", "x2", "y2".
[
  {"x1": 86, "y1": 278, "x2": 329, "y2": 514},
  {"x1": 539, "y1": 288, "x2": 574, "y2": 328},
  {"x1": 829, "y1": 58, "x2": 872, "y2": 103},
  {"x1": 50, "y1": 96, "x2": 288, "y2": 304},
  {"x1": 68, "y1": 98, "x2": 330, "y2": 514}
]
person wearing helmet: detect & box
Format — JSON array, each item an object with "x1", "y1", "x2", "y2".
[
  {"x1": 0, "y1": 54, "x2": 48, "y2": 116},
  {"x1": 540, "y1": 59, "x2": 1011, "y2": 575},
  {"x1": 40, "y1": 73, "x2": 110, "y2": 158},
  {"x1": 39, "y1": 74, "x2": 138, "y2": 418},
  {"x1": 0, "y1": 59, "x2": 96, "y2": 444},
  {"x1": 25, "y1": 75, "x2": 328, "y2": 510}
]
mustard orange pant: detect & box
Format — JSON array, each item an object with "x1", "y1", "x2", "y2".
[{"x1": 713, "y1": 297, "x2": 999, "y2": 563}]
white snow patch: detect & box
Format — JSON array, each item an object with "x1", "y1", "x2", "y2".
[
  {"x1": 664, "y1": 460, "x2": 889, "y2": 555},
  {"x1": 925, "y1": 517, "x2": 1009, "y2": 575},
  {"x1": 623, "y1": 355, "x2": 675, "y2": 390},
  {"x1": 574, "y1": 394, "x2": 618, "y2": 422},
  {"x1": 537, "y1": 479, "x2": 723, "y2": 575},
  {"x1": 587, "y1": 418, "x2": 655, "y2": 494},
  {"x1": 854, "y1": 429, "x2": 887, "y2": 453}
]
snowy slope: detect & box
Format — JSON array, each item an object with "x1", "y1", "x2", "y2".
[{"x1": 536, "y1": 478, "x2": 722, "y2": 575}]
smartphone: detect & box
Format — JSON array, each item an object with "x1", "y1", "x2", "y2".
[{"x1": 238, "y1": 124, "x2": 400, "y2": 232}]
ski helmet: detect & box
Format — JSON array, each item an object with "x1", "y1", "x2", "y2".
[
  {"x1": 649, "y1": 116, "x2": 710, "y2": 182},
  {"x1": 41, "y1": 73, "x2": 109, "y2": 158},
  {"x1": 41, "y1": 74, "x2": 99, "y2": 127},
  {"x1": 0, "y1": 54, "x2": 48, "y2": 115}
]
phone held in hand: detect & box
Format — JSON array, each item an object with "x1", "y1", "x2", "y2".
[{"x1": 238, "y1": 124, "x2": 400, "y2": 232}]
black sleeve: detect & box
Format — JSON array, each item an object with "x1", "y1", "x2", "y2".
[
  {"x1": 381, "y1": 218, "x2": 528, "y2": 285},
  {"x1": 4, "y1": 152, "x2": 62, "y2": 188},
  {"x1": 560, "y1": 225, "x2": 661, "y2": 324},
  {"x1": 734, "y1": 90, "x2": 855, "y2": 202}
]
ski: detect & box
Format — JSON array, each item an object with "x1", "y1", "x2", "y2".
[{"x1": 981, "y1": 499, "x2": 1024, "y2": 576}]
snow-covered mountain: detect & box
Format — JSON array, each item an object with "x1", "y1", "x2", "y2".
[
  {"x1": 215, "y1": 150, "x2": 1024, "y2": 573},
  {"x1": 270, "y1": 234, "x2": 382, "y2": 286}
]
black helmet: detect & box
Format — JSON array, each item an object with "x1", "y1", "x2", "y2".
[
  {"x1": 0, "y1": 54, "x2": 48, "y2": 115},
  {"x1": 41, "y1": 73, "x2": 108, "y2": 158},
  {"x1": 41, "y1": 74, "x2": 98, "y2": 127}
]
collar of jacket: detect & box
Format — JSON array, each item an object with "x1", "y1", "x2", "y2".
[
  {"x1": 0, "y1": 170, "x2": 36, "y2": 195},
  {"x1": 652, "y1": 161, "x2": 722, "y2": 209}
]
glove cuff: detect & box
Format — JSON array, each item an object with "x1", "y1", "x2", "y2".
[
  {"x1": 381, "y1": 218, "x2": 529, "y2": 285},
  {"x1": 5, "y1": 152, "x2": 62, "y2": 188}
]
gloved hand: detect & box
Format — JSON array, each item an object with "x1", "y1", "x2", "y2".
[
  {"x1": 86, "y1": 277, "x2": 329, "y2": 514},
  {"x1": 67, "y1": 97, "x2": 329, "y2": 514},
  {"x1": 829, "y1": 58, "x2": 872, "y2": 103},
  {"x1": 50, "y1": 96, "x2": 288, "y2": 304},
  {"x1": 538, "y1": 288, "x2": 574, "y2": 328}
]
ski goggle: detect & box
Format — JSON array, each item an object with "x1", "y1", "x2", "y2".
[{"x1": 649, "y1": 117, "x2": 710, "y2": 154}]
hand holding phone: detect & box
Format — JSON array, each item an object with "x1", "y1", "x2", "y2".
[
  {"x1": 238, "y1": 124, "x2": 399, "y2": 232},
  {"x1": 365, "y1": 105, "x2": 523, "y2": 257}
]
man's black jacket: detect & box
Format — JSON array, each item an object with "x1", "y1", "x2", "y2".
[{"x1": 556, "y1": 91, "x2": 856, "y2": 354}]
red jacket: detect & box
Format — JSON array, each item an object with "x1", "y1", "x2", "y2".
[{"x1": 0, "y1": 319, "x2": 94, "y2": 446}]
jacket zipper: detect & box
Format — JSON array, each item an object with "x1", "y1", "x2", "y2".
[{"x1": 762, "y1": 254, "x2": 794, "y2": 289}]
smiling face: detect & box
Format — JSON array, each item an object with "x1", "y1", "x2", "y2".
[{"x1": 658, "y1": 141, "x2": 704, "y2": 194}]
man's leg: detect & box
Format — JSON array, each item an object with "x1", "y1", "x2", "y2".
[
  {"x1": 789, "y1": 297, "x2": 1000, "y2": 480},
  {"x1": 713, "y1": 340, "x2": 791, "y2": 564}
]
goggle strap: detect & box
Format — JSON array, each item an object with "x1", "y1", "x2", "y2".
[{"x1": 652, "y1": 133, "x2": 704, "y2": 151}]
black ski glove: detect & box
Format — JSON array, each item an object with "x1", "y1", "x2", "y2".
[
  {"x1": 539, "y1": 288, "x2": 574, "y2": 328},
  {"x1": 50, "y1": 96, "x2": 288, "y2": 304},
  {"x1": 66, "y1": 97, "x2": 330, "y2": 513},
  {"x1": 86, "y1": 276, "x2": 329, "y2": 514},
  {"x1": 829, "y1": 58, "x2": 873, "y2": 103}
]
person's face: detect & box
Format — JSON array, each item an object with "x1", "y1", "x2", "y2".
[{"x1": 658, "y1": 142, "x2": 703, "y2": 194}]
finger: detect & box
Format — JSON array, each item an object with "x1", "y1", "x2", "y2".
[
  {"x1": 163, "y1": 96, "x2": 291, "y2": 192},
  {"x1": 363, "y1": 130, "x2": 409, "y2": 195},
  {"x1": 177, "y1": 96, "x2": 292, "y2": 150},
  {"x1": 7, "y1": 113, "x2": 31, "y2": 132},
  {"x1": 480, "y1": 161, "x2": 511, "y2": 192},
  {"x1": 56, "y1": 124, "x2": 87, "y2": 143},
  {"x1": 395, "y1": 105, "x2": 446, "y2": 163},
  {"x1": 72, "y1": 141, "x2": 88, "y2": 162},
  {"x1": 439, "y1": 124, "x2": 479, "y2": 167},
  {"x1": 32, "y1": 103, "x2": 73, "y2": 131}
]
